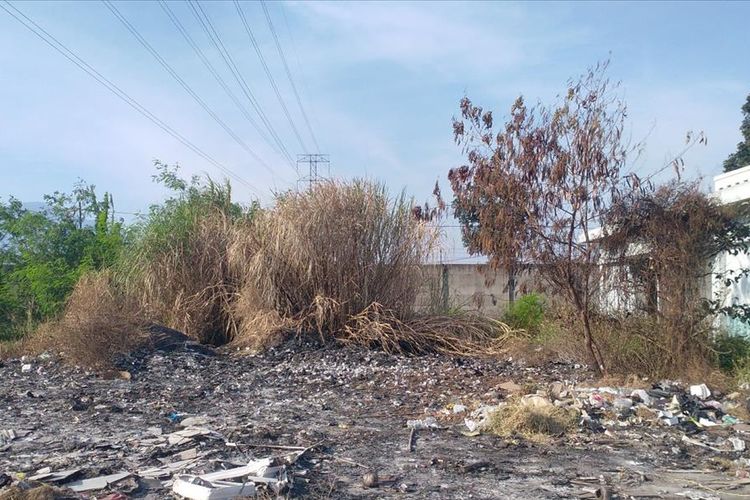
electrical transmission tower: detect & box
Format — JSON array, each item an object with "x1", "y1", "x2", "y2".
[{"x1": 297, "y1": 154, "x2": 330, "y2": 189}]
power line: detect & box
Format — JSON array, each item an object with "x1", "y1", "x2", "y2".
[
  {"x1": 102, "y1": 0, "x2": 285, "y2": 185},
  {"x1": 188, "y1": 0, "x2": 297, "y2": 173},
  {"x1": 157, "y1": 0, "x2": 280, "y2": 161},
  {"x1": 279, "y1": 1, "x2": 326, "y2": 153},
  {"x1": 260, "y1": 0, "x2": 320, "y2": 153},
  {"x1": 0, "y1": 0, "x2": 262, "y2": 197},
  {"x1": 233, "y1": 0, "x2": 307, "y2": 153}
]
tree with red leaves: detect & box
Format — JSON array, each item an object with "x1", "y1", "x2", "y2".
[{"x1": 449, "y1": 62, "x2": 632, "y2": 375}]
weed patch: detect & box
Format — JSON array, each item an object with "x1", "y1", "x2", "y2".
[{"x1": 487, "y1": 397, "x2": 577, "y2": 441}]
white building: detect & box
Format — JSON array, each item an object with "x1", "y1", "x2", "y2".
[{"x1": 713, "y1": 164, "x2": 750, "y2": 336}]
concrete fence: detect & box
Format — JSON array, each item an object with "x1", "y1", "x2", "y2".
[{"x1": 416, "y1": 263, "x2": 540, "y2": 317}]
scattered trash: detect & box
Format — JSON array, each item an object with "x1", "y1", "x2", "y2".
[
  {"x1": 0, "y1": 430, "x2": 17, "y2": 446},
  {"x1": 730, "y1": 437, "x2": 746, "y2": 452},
  {"x1": 362, "y1": 471, "x2": 379, "y2": 488},
  {"x1": 452, "y1": 404, "x2": 467, "y2": 414},
  {"x1": 689, "y1": 384, "x2": 711, "y2": 400},
  {"x1": 2, "y1": 343, "x2": 750, "y2": 498},
  {"x1": 20, "y1": 364, "x2": 32, "y2": 373},
  {"x1": 63, "y1": 472, "x2": 131, "y2": 492},
  {"x1": 406, "y1": 417, "x2": 439, "y2": 430},
  {"x1": 172, "y1": 456, "x2": 290, "y2": 499}
]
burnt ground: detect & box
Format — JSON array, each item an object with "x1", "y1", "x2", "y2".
[{"x1": 2, "y1": 339, "x2": 750, "y2": 499}]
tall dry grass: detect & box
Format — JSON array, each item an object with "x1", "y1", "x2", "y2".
[
  {"x1": 119, "y1": 212, "x2": 239, "y2": 345},
  {"x1": 24, "y1": 272, "x2": 146, "y2": 367},
  {"x1": 17, "y1": 178, "x2": 517, "y2": 366},
  {"x1": 229, "y1": 180, "x2": 440, "y2": 348}
]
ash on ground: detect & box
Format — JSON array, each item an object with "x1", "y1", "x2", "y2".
[{"x1": 2, "y1": 338, "x2": 750, "y2": 499}]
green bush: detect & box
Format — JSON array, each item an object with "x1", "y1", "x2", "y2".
[
  {"x1": 713, "y1": 333, "x2": 750, "y2": 373},
  {"x1": 503, "y1": 293, "x2": 545, "y2": 334},
  {"x1": 0, "y1": 182, "x2": 123, "y2": 340}
]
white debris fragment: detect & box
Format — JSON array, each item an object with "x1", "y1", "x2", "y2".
[
  {"x1": 0, "y1": 429, "x2": 17, "y2": 445},
  {"x1": 630, "y1": 389, "x2": 652, "y2": 405},
  {"x1": 452, "y1": 404, "x2": 467, "y2": 414},
  {"x1": 21, "y1": 364, "x2": 32, "y2": 373},
  {"x1": 730, "y1": 437, "x2": 746, "y2": 452},
  {"x1": 64, "y1": 472, "x2": 131, "y2": 492},
  {"x1": 179, "y1": 416, "x2": 209, "y2": 428},
  {"x1": 167, "y1": 427, "x2": 221, "y2": 446},
  {"x1": 689, "y1": 384, "x2": 711, "y2": 400},
  {"x1": 172, "y1": 457, "x2": 288, "y2": 500},
  {"x1": 464, "y1": 419, "x2": 479, "y2": 432},
  {"x1": 406, "y1": 417, "x2": 439, "y2": 430}
]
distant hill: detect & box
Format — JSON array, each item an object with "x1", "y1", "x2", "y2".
[{"x1": 22, "y1": 201, "x2": 46, "y2": 212}]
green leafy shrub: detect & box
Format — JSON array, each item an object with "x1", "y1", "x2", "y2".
[
  {"x1": 0, "y1": 182, "x2": 123, "y2": 340},
  {"x1": 714, "y1": 333, "x2": 750, "y2": 373},
  {"x1": 115, "y1": 161, "x2": 258, "y2": 345},
  {"x1": 503, "y1": 293, "x2": 545, "y2": 334}
]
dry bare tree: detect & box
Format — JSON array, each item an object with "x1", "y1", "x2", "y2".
[
  {"x1": 603, "y1": 181, "x2": 750, "y2": 369},
  {"x1": 449, "y1": 61, "x2": 633, "y2": 375}
]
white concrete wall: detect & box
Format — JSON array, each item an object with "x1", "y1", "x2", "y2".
[{"x1": 713, "y1": 164, "x2": 750, "y2": 336}]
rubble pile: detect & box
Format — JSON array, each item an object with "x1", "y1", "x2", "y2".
[{"x1": 2, "y1": 339, "x2": 750, "y2": 498}]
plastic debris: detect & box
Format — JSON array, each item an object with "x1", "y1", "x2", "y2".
[
  {"x1": 406, "y1": 417, "x2": 439, "y2": 430},
  {"x1": 630, "y1": 389, "x2": 652, "y2": 405},
  {"x1": 724, "y1": 415, "x2": 740, "y2": 425},
  {"x1": 689, "y1": 384, "x2": 711, "y2": 400},
  {"x1": 0, "y1": 429, "x2": 17, "y2": 445},
  {"x1": 613, "y1": 398, "x2": 633, "y2": 415},
  {"x1": 172, "y1": 457, "x2": 289, "y2": 499},
  {"x1": 21, "y1": 364, "x2": 32, "y2": 373},
  {"x1": 588, "y1": 393, "x2": 606, "y2": 408},
  {"x1": 63, "y1": 472, "x2": 131, "y2": 492},
  {"x1": 730, "y1": 437, "x2": 746, "y2": 452}
]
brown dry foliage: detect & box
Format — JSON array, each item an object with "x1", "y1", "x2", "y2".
[
  {"x1": 0, "y1": 484, "x2": 65, "y2": 500},
  {"x1": 122, "y1": 212, "x2": 239, "y2": 345},
  {"x1": 17, "y1": 180, "x2": 519, "y2": 365},
  {"x1": 487, "y1": 398, "x2": 577, "y2": 440},
  {"x1": 602, "y1": 181, "x2": 749, "y2": 375},
  {"x1": 23, "y1": 272, "x2": 147, "y2": 368},
  {"x1": 340, "y1": 304, "x2": 517, "y2": 356},
  {"x1": 230, "y1": 180, "x2": 439, "y2": 349},
  {"x1": 449, "y1": 61, "x2": 632, "y2": 374}
]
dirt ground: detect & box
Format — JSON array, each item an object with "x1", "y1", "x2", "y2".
[{"x1": 2, "y1": 338, "x2": 750, "y2": 499}]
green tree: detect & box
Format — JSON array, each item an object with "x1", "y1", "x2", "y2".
[
  {"x1": 0, "y1": 183, "x2": 123, "y2": 340},
  {"x1": 724, "y1": 94, "x2": 750, "y2": 172}
]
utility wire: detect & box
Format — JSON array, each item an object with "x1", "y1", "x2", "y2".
[
  {"x1": 189, "y1": 0, "x2": 298, "y2": 173},
  {"x1": 102, "y1": 0, "x2": 285, "y2": 185},
  {"x1": 0, "y1": 0, "x2": 262, "y2": 197},
  {"x1": 260, "y1": 0, "x2": 320, "y2": 153},
  {"x1": 233, "y1": 0, "x2": 307, "y2": 153},
  {"x1": 157, "y1": 0, "x2": 280, "y2": 160},
  {"x1": 279, "y1": 1, "x2": 326, "y2": 153}
]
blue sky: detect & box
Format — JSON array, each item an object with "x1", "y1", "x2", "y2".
[{"x1": 1, "y1": 1, "x2": 748, "y2": 259}]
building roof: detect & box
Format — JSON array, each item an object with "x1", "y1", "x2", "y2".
[{"x1": 714, "y1": 164, "x2": 750, "y2": 205}]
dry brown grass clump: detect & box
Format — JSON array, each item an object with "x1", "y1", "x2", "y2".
[
  {"x1": 121, "y1": 211, "x2": 239, "y2": 346},
  {"x1": 487, "y1": 397, "x2": 578, "y2": 440},
  {"x1": 230, "y1": 180, "x2": 441, "y2": 349},
  {"x1": 16, "y1": 179, "x2": 519, "y2": 364},
  {"x1": 24, "y1": 272, "x2": 147, "y2": 368},
  {"x1": 341, "y1": 304, "x2": 518, "y2": 356},
  {"x1": 0, "y1": 484, "x2": 63, "y2": 500}
]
